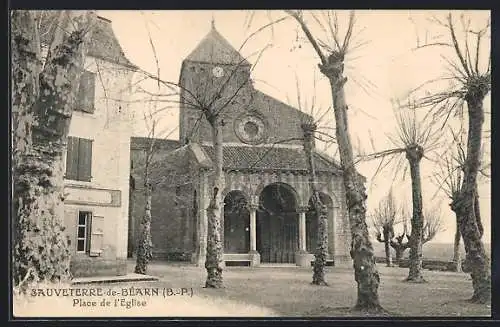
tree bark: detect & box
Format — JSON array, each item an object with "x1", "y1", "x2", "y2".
[
  {"x1": 302, "y1": 123, "x2": 328, "y2": 286},
  {"x1": 12, "y1": 10, "x2": 93, "y2": 289},
  {"x1": 204, "y1": 118, "x2": 224, "y2": 288},
  {"x1": 452, "y1": 95, "x2": 490, "y2": 304},
  {"x1": 383, "y1": 229, "x2": 393, "y2": 267},
  {"x1": 452, "y1": 217, "x2": 462, "y2": 273},
  {"x1": 394, "y1": 247, "x2": 405, "y2": 266},
  {"x1": 474, "y1": 183, "x2": 483, "y2": 238},
  {"x1": 406, "y1": 149, "x2": 425, "y2": 283},
  {"x1": 319, "y1": 54, "x2": 382, "y2": 312},
  {"x1": 135, "y1": 184, "x2": 153, "y2": 274}
]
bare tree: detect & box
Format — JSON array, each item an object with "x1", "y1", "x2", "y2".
[
  {"x1": 410, "y1": 12, "x2": 490, "y2": 303},
  {"x1": 285, "y1": 10, "x2": 384, "y2": 312},
  {"x1": 361, "y1": 102, "x2": 443, "y2": 283},
  {"x1": 372, "y1": 189, "x2": 398, "y2": 267},
  {"x1": 12, "y1": 10, "x2": 95, "y2": 290},
  {"x1": 433, "y1": 128, "x2": 488, "y2": 273},
  {"x1": 389, "y1": 204, "x2": 442, "y2": 266}
]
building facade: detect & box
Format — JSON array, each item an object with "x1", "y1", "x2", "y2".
[
  {"x1": 43, "y1": 15, "x2": 137, "y2": 277},
  {"x1": 129, "y1": 25, "x2": 353, "y2": 267}
]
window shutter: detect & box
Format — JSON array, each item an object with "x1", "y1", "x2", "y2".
[
  {"x1": 89, "y1": 214, "x2": 104, "y2": 257},
  {"x1": 65, "y1": 137, "x2": 79, "y2": 180},
  {"x1": 77, "y1": 70, "x2": 96, "y2": 113},
  {"x1": 78, "y1": 138, "x2": 93, "y2": 182}
]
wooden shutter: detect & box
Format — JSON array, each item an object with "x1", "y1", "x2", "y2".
[
  {"x1": 77, "y1": 70, "x2": 96, "y2": 113},
  {"x1": 89, "y1": 214, "x2": 104, "y2": 257},
  {"x1": 78, "y1": 138, "x2": 93, "y2": 182},
  {"x1": 65, "y1": 137, "x2": 79, "y2": 180}
]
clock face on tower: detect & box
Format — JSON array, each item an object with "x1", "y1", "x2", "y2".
[
  {"x1": 234, "y1": 113, "x2": 267, "y2": 145},
  {"x1": 212, "y1": 66, "x2": 224, "y2": 78}
]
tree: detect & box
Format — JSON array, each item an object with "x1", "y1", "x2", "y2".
[
  {"x1": 372, "y1": 189, "x2": 398, "y2": 267},
  {"x1": 389, "y1": 205, "x2": 442, "y2": 266},
  {"x1": 285, "y1": 10, "x2": 383, "y2": 312},
  {"x1": 361, "y1": 102, "x2": 443, "y2": 282},
  {"x1": 12, "y1": 10, "x2": 95, "y2": 290},
  {"x1": 433, "y1": 128, "x2": 488, "y2": 273},
  {"x1": 410, "y1": 12, "x2": 490, "y2": 303},
  {"x1": 301, "y1": 121, "x2": 329, "y2": 286}
]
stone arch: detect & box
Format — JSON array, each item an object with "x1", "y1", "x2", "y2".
[
  {"x1": 305, "y1": 188, "x2": 341, "y2": 209},
  {"x1": 222, "y1": 184, "x2": 251, "y2": 203},
  {"x1": 254, "y1": 181, "x2": 301, "y2": 208}
]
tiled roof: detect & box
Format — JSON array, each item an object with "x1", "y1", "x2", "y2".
[
  {"x1": 39, "y1": 13, "x2": 137, "y2": 69},
  {"x1": 201, "y1": 145, "x2": 341, "y2": 173},
  {"x1": 131, "y1": 137, "x2": 341, "y2": 173},
  {"x1": 185, "y1": 25, "x2": 250, "y2": 66}
]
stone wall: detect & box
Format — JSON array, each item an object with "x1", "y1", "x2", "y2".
[{"x1": 129, "y1": 144, "x2": 198, "y2": 261}]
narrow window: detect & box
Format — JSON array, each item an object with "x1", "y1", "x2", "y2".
[
  {"x1": 77, "y1": 70, "x2": 96, "y2": 113},
  {"x1": 65, "y1": 137, "x2": 93, "y2": 182},
  {"x1": 76, "y1": 211, "x2": 92, "y2": 253}
]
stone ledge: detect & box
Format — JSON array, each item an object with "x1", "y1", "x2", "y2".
[{"x1": 72, "y1": 273, "x2": 158, "y2": 285}]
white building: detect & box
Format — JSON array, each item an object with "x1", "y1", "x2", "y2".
[{"x1": 42, "y1": 13, "x2": 137, "y2": 277}]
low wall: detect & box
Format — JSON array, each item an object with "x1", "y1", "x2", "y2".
[{"x1": 375, "y1": 256, "x2": 470, "y2": 272}]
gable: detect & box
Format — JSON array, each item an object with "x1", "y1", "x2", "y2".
[
  {"x1": 185, "y1": 27, "x2": 250, "y2": 66},
  {"x1": 38, "y1": 12, "x2": 137, "y2": 69}
]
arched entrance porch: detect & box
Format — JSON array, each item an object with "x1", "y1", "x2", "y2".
[{"x1": 256, "y1": 183, "x2": 299, "y2": 263}]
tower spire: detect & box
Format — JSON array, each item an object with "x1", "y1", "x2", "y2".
[{"x1": 211, "y1": 13, "x2": 216, "y2": 29}]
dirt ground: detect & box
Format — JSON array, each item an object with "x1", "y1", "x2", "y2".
[{"x1": 13, "y1": 260, "x2": 491, "y2": 318}]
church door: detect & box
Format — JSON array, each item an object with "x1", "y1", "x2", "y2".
[{"x1": 257, "y1": 183, "x2": 299, "y2": 263}]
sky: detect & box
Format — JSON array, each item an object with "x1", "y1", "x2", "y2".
[{"x1": 97, "y1": 10, "x2": 491, "y2": 244}]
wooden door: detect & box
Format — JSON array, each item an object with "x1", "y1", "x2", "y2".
[{"x1": 258, "y1": 212, "x2": 298, "y2": 263}]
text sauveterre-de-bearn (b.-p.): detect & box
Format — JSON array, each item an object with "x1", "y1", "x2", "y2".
[{"x1": 28, "y1": 287, "x2": 193, "y2": 309}]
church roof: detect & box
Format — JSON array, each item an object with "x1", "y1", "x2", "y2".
[
  {"x1": 185, "y1": 25, "x2": 250, "y2": 66},
  {"x1": 200, "y1": 145, "x2": 342, "y2": 174},
  {"x1": 39, "y1": 13, "x2": 137, "y2": 69},
  {"x1": 131, "y1": 137, "x2": 341, "y2": 174}
]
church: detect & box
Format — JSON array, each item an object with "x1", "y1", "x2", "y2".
[{"x1": 129, "y1": 23, "x2": 353, "y2": 267}]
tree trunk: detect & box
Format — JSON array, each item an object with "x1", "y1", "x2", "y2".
[
  {"x1": 474, "y1": 183, "x2": 483, "y2": 238},
  {"x1": 406, "y1": 151, "x2": 425, "y2": 283},
  {"x1": 394, "y1": 247, "x2": 405, "y2": 266},
  {"x1": 312, "y1": 206, "x2": 329, "y2": 285},
  {"x1": 302, "y1": 123, "x2": 328, "y2": 286},
  {"x1": 453, "y1": 96, "x2": 490, "y2": 304},
  {"x1": 205, "y1": 118, "x2": 224, "y2": 288},
  {"x1": 12, "y1": 10, "x2": 93, "y2": 289},
  {"x1": 319, "y1": 55, "x2": 382, "y2": 312},
  {"x1": 383, "y1": 236, "x2": 392, "y2": 267},
  {"x1": 452, "y1": 215, "x2": 463, "y2": 273},
  {"x1": 135, "y1": 184, "x2": 153, "y2": 274}
]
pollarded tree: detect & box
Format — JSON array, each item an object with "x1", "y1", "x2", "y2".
[
  {"x1": 372, "y1": 189, "x2": 398, "y2": 267},
  {"x1": 12, "y1": 10, "x2": 95, "y2": 290},
  {"x1": 361, "y1": 102, "x2": 443, "y2": 283},
  {"x1": 389, "y1": 205, "x2": 442, "y2": 267},
  {"x1": 410, "y1": 12, "x2": 490, "y2": 303},
  {"x1": 285, "y1": 10, "x2": 384, "y2": 313},
  {"x1": 433, "y1": 128, "x2": 489, "y2": 273},
  {"x1": 301, "y1": 120, "x2": 330, "y2": 286}
]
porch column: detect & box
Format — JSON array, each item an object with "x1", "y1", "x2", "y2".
[
  {"x1": 295, "y1": 206, "x2": 312, "y2": 267},
  {"x1": 248, "y1": 203, "x2": 260, "y2": 266},
  {"x1": 249, "y1": 204, "x2": 258, "y2": 251},
  {"x1": 298, "y1": 206, "x2": 308, "y2": 252}
]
